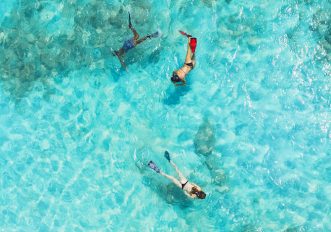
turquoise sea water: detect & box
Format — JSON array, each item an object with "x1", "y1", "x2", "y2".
[{"x1": 0, "y1": 0, "x2": 330, "y2": 231}]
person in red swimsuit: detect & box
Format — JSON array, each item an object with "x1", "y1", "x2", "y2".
[{"x1": 171, "y1": 31, "x2": 197, "y2": 86}]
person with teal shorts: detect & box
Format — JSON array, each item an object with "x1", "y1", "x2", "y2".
[{"x1": 113, "y1": 13, "x2": 159, "y2": 69}]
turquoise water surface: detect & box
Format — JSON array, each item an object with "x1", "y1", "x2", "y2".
[{"x1": 1, "y1": 0, "x2": 330, "y2": 231}]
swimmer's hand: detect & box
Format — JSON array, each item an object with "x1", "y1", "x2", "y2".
[
  {"x1": 184, "y1": 191, "x2": 195, "y2": 199},
  {"x1": 175, "y1": 82, "x2": 186, "y2": 87}
]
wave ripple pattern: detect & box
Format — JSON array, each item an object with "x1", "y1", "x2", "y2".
[{"x1": 0, "y1": 0, "x2": 330, "y2": 231}]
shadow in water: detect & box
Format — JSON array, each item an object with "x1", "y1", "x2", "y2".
[
  {"x1": 194, "y1": 118, "x2": 216, "y2": 156},
  {"x1": 163, "y1": 84, "x2": 191, "y2": 105}
]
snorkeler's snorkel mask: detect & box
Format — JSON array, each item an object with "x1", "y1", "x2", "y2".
[{"x1": 171, "y1": 72, "x2": 181, "y2": 83}]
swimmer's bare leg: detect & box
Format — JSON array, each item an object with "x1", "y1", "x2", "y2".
[
  {"x1": 164, "y1": 151, "x2": 188, "y2": 182},
  {"x1": 169, "y1": 160, "x2": 188, "y2": 183},
  {"x1": 135, "y1": 31, "x2": 159, "y2": 45},
  {"x1": 160, "y1": 171, "x2": 182, "y2": 189},
  {"x1": 112, "y1": 48, "x2": 127, "y2": 69},
  {"x1": 184, "y1": 38, "x2": 195, "y2": 64},
  {"x1": 118, "y1": 57, "x2": 127, "y2": 70},
  {"x1": 112, "y1": 48, "x2": 125, "y2": 57},
  {"x1": 135, "y1": 35, "x2": 150, "y2": 45},
  {"x1": 174, "y1": 79, "x2": 186, "y2": 87},
  {"x1": 130, "y1": 26, "x2": 140, "y2": 40},
  {"x1": 128, "y1": 14, "x2": 139, "y2": 40}
]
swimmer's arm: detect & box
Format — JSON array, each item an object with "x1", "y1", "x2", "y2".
[
  {"x1": 128, "y1": 21, "x2": 139, "y2": 40},
  {"x1": 175, "y1": 80, "x2": 186, "y2": 86},
  {"x1": 160, "y1": 171, "x2": 182, "y2": 189},
  {"x1": 184, "y1": 191, "x2": 195, "y2": 198},
  {"x1": 113, "y1": 51, "x2": 127, "y2": 70},
  {"x1": 191, "y1": 54, "x2": 196, "y2": 66},
  {"x1": 119, "y1": 58, "x2": 127, "y2": 70},
  {"x1": 184, "y1": 39, "x2": 194, "y2": 63},
  {"x1": 192, "y1": 183, "x2": 202, "y2": 191}
]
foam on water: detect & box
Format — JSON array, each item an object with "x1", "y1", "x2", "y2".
[{"x1": 0, "y1": 0, "x2": 330, "y2": 231}]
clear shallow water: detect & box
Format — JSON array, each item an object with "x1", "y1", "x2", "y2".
[{"x1": 0, "y1": 0, "x2": 330, "y2": 231}]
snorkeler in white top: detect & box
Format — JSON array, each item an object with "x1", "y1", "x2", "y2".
[{"x1": 148, "y1": 151, "x2": 206, "y2": 199}]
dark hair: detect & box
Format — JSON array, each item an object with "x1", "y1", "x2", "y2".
[
  {"x1": 196, "y1": 191, "x2": 206, "y2": 199},
  {"x1": 191, "y1": 187, "x2": 206, "y2": 199},
  {"x1": 171, "y1": 72, "x2": 182, "y2": 83}
]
